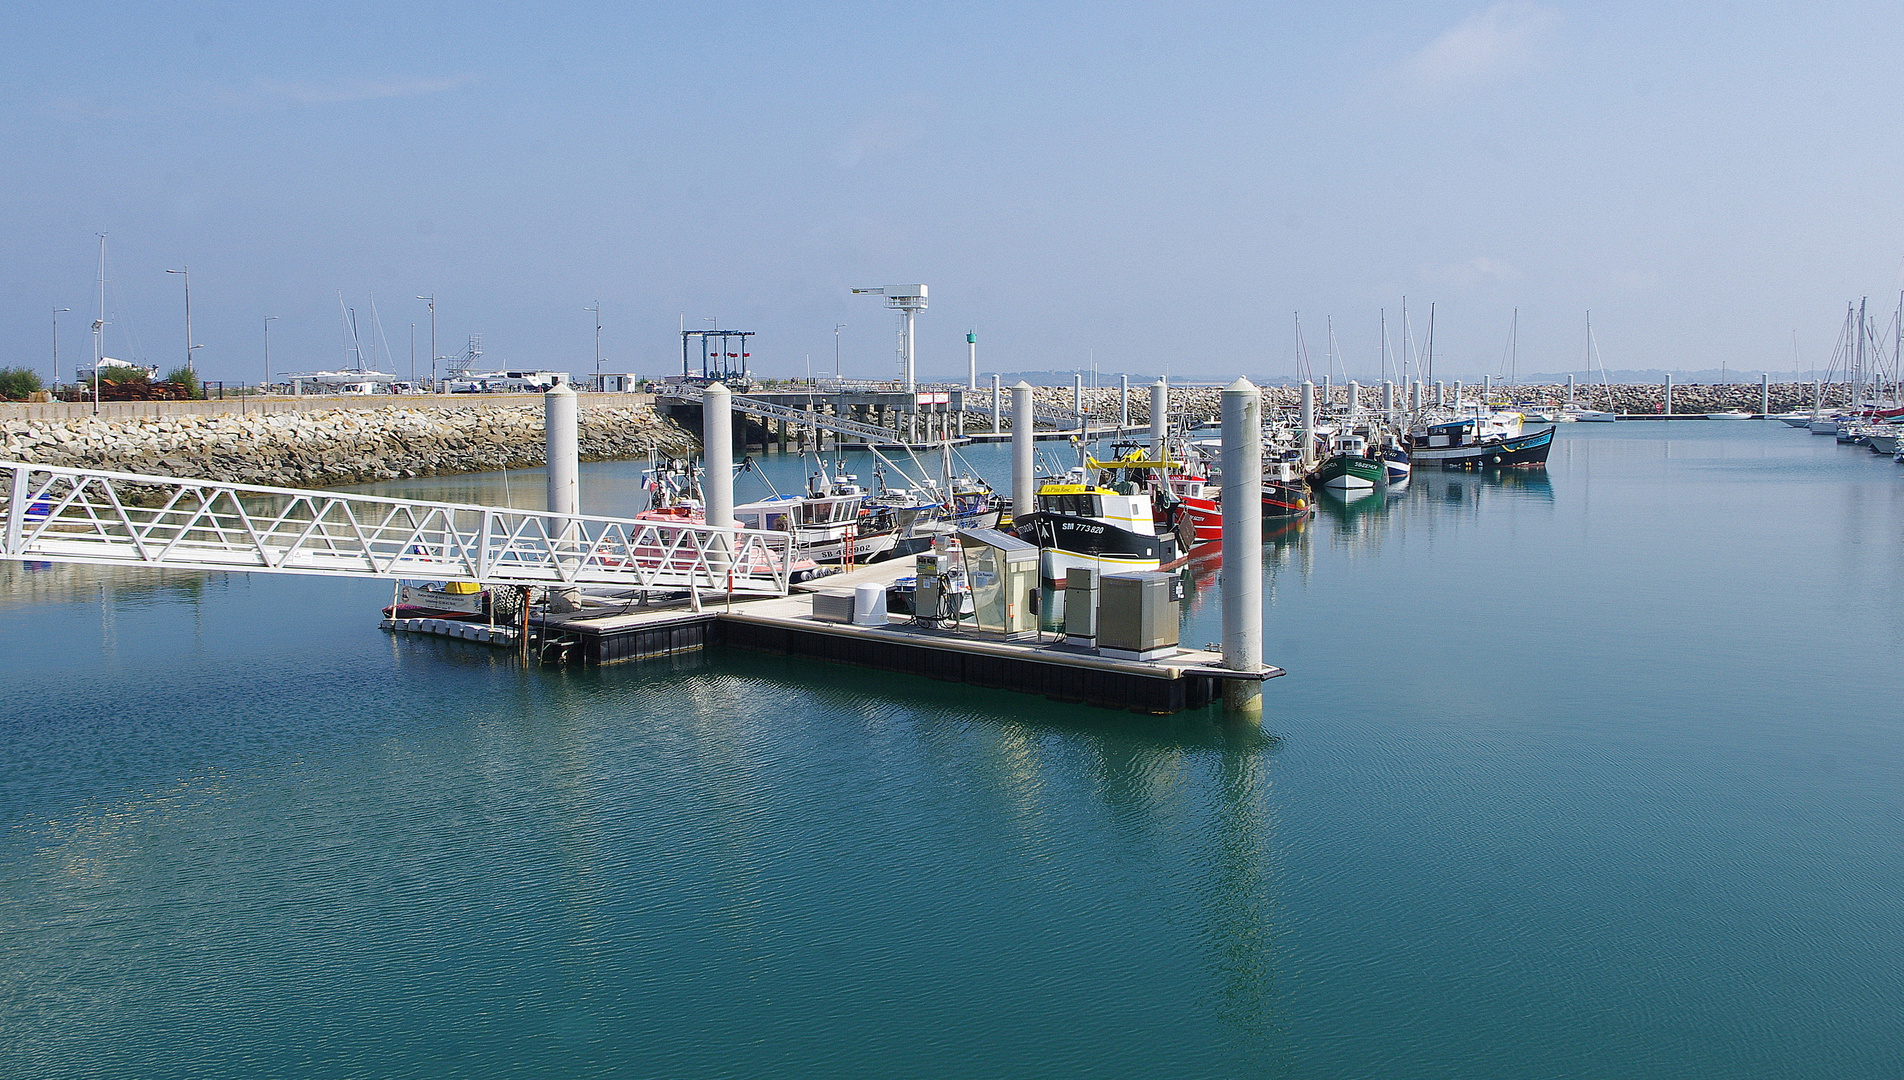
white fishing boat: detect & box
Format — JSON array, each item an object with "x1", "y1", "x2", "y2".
[{"x1": 1706, "y1": 410, "x2": 1754, "y2": 420}]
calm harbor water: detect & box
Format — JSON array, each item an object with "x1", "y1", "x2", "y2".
[{"x1": 5, "y1": 421, "x2": 1904, "y2": 1077}]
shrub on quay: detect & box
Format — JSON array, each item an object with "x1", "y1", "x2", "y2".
[{"x1": 0, "y1": 367, "x2": 44, "y2": 401}]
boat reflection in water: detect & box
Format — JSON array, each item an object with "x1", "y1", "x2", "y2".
[{"x1": 1411, "y1": 467, "x2": 1555, "y2": 509}]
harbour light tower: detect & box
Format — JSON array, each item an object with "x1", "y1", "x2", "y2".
[{"x1": 851, "y1": 283, "x2": 927, "y2": 391}]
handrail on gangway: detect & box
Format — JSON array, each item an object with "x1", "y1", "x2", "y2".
[{"x1": 0, "y1": 461, "x2": 795, "y2": 596}]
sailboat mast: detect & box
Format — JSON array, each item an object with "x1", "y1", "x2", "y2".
[
  {"x1": 1857, "y1": 296, "x2": 1867, "y2": 411},
  {"x1": 1510, "y1": 308, "x2": 1518, "y2": 387},
  {"x1": 1380, "y1": 309, "x2": 1388, "y2": 385}
]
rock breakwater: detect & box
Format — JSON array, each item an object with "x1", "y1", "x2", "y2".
[
  {"x1": 1018, "y1": 382, "x2": 1836, "y2": 424},
  {"x1": 1, "y1": 403, "x2": 695, "y2": 489}
]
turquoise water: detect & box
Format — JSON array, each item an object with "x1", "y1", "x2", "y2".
[{"x1": 5, "y1": 423, "x2": 1904, "y2": 1077}]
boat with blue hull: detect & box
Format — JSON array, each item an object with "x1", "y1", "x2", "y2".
[{"x1": 1409, "y1": 420, "x2": 1556, "y2": 469}]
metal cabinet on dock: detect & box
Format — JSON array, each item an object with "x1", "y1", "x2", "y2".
[{"x1": 1097, "y1": 571, "x2": 1183, "y2": 661}]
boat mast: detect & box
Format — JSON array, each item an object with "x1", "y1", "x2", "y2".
[
  {"x1": 1510, "y1": 308, "x2": 1518, "y2": 387},
  {"x1": 1380, "y1": 309, "x2": 1388, "y2": 385}
]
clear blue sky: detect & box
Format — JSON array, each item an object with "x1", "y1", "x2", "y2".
[{"x1": 4, "y1": 2, "x2": 1901, "y2": 384}]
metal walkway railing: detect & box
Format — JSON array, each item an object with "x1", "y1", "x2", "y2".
[{"x1": 0, "y1": 462, "x2": 795, "y2": 595}]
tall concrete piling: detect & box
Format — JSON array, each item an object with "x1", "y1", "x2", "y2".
[
  {"x1": 991, "y1": 373, "x2": 1002, "y2": 432},
  {"x1": 1665, "y1": 374, "x2": 1674, "y2": 415},
  {"x1": 1150, "y1": 380, "x2": 1168, "y2": 460},
  {"x1": 1382, "y1": 380, "x2": 1395, "y2": 419},
  {"x1": 1761, "y1": 373, "x2": 1770, "y2": 416},
  {"x1": 1012, "y1": 381, "x2": 1035, "y2": 524},
  {"x1": 703, "y1": 382, "x2": 734, "y2": 529},
  {"x1": 1348, "y1": 380, "x2": 1361, "y2": 419},
  {"x1": 1567, "y1": 374, "x2": 1576, "y2": 405},
  {"x1": 1299, "y1": 380, "x2": 1316, "y2": 465},
  {"x1": 544, "y1": 381, "x2": 579, "y2": 519},
  {"x1": 1221, "y1": 377, "x2": 1264, "y2": 719},
  {"x1": 544, "y1": 379, "x2": 582, "y2": 613},
  {"x1": 1119, "y1": 374, "x2": 1129, "y2": 429}
]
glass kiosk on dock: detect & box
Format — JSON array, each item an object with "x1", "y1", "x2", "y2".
[{"x1": 958, "y1": 528, "x2": 1039, "y2": 639}]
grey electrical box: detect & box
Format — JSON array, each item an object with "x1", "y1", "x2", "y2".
[
  {"x1": 1097, "y1": 571, "x2": 1181, "y2": 661},
  {"x1": 1064, "y1": 566, "x2": 1099, "y2": 648},
  {"x1": 811, "y1": 588, "x2": 857, "y2": 624}
]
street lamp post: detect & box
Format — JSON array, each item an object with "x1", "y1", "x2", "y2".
[
  {"x1": 52, "y1": 307, "x2": 70, "y2": 387},
  {"x1": 588, "y1": 302, "x2": 602, "y2": 390},
  {"x1": 165, "y1": 267, "x2": 200, "y2": 378},
  {"x1": 264, "y1": 316, "x2": 279, "y2": 391},
  {"x1": 417, "y1": 296, "x2": 437, "y2": 392}
]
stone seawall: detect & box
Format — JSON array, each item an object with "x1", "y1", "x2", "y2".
[{"x1": 1, "y1": 404, "x2": 695, "y2": 488}]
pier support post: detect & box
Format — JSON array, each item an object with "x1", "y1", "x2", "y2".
[
  {"x1": 1322, "y1": 375, "x2": 1331, "y2": 409},
  {"x1": 1567, "y1": 374, "x2": 1576, "y2": 406},
  {"x1": 1761, "y1": 372, "x2": 1770, "y2": 416},
  {"x1": 1150, "y1": 380, "x2": 1168, "y2": 460},
  {"x1": 1299, "y1": 380, "x2": 1316, "y2": 466},
  {"x1": 991, "y1": 373, "x2": 1002, "y2": 432},
  {"x1": 1435, "y1": 380, "x2": 1445, "y2": 407},
  {"x1": 1382, "y1": 380, "x2": 1395, "y2": 420},
  {"x1": 1348, "y1": 380, "x2": 1361, "y2": 420},
  {"x1": 1453, "y1": 381, "x2": 1463, "y2": 409},
  {"x1": 703, "y1": 382, "x2": 735, "y2": 528},
  {"x1": 1012, "y1": 381, "x2": 1035, "y2": 524},
  {"x1": 1120, "y1": 374, "x2": 1129, "y2": 429},
  {"x1": 544, "y1": 380, "x2": 582, "y2": 612},
  {"x1": 1665, "y1": 374, "x2": 1673, "y2": 415},
  {"x1": 545, "y1": 381, "x2": 580, "y2": 518},
  {"x1": 1221, "y1": 378, "x2": 1264, "y2": 719}
]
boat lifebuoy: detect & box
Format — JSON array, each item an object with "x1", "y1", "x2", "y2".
[{"x1": 1490, "y1": 455, "x2": 1502, "y2": 465}]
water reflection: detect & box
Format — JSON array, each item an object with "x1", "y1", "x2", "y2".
[
  {"x1": 1410, "y1": 467, "x2": 1555, "y2": 508},
  {"x1": 0, "y1": 559, "x2": 212, "y2": 610},
  {"x1": 661, "y1": 649, "x2": 1287, "y2": 1059}
]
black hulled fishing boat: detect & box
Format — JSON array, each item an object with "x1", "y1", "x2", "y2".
[{"x1": 1407, "y1": 414, "x2": 1556, "y2": 470}]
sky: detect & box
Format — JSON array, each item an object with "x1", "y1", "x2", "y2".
[{"x1": 4, "y1": 1, "x2": 1903, "y2": 385}]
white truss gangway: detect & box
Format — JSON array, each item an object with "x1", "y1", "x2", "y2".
[
  {"x1": 654, "y1": 383, "x2": 934, "y2": 445},
  {"x1": 0, "y1": 462, "x2": 795, "y2": 596}
]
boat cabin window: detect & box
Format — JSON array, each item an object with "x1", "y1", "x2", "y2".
[{"x1": 1038, "y1": 493, "x2": 1103, "y2": 517}]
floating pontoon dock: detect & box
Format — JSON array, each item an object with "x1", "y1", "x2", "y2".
[{"x1": 499, "y1": 556, "x2": 1281, "y2": 714}]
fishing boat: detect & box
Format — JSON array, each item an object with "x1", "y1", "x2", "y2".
[
  {"x1": 638, "y1": 455, "x2": 895, "y2": 564},
  {"x1": 1310, "y1": 433, "x2": 1385, "y2": 490},
  {"x1": 1013, "y1": 467, "x2": 1178, "y2": 580},
  {"x1": 732, "y1": 467, "x2": 899, "y2": 564},
  {"x1": 1407, "y1": 414, "x2": 1556, "y2": 469},
  {"x1": 1263, "y1": 448, "x2": 1311, "y2": 518},
  {"x1": 1706, "y1": 410, "x2": 1755, "y2": 420},
  {"x1": 1378, "y1": 440, "x2": 1411, "y2": 483}
]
